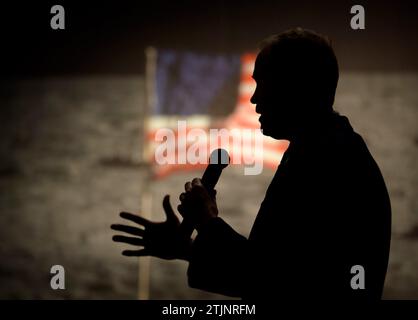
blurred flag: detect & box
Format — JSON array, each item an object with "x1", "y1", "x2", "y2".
[{"x1": 144, "y1": 49, "x2": 288, "y2": 178}]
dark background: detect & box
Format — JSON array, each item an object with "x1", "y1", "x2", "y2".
[{"x1": 1, "y1": 0, "x2": 418, "y2": 76}]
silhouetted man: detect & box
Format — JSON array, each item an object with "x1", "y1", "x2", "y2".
[{"x1": 112, "y1": 28, "x2": 391, "y2": 300}]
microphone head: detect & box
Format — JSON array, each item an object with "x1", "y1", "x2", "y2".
[{"x1": 209, "y1": 148, "x2": 230, "y2": 168}]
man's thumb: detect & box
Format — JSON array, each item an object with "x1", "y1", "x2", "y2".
[{"x1": 163, "y1": 195, "x2": 177, "y2": 221}]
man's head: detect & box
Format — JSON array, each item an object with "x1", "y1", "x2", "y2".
[{"x1": 251, "y1": 28, "x2": 339, "y2": 140}]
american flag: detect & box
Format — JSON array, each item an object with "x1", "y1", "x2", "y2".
[{"x1": 144, "y1": 49, "x2": 289, "y2": 178}]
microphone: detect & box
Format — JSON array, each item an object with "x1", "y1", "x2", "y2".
[
  {"x1": 201, "y1": 148, "x2": 230, "y2": 191},
  {"x1": 179, "y1": 148, "x2": 230, "y2": 238}
]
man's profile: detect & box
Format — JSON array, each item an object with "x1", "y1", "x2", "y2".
[{"x1": 111, "y1": 28, "x2": 391, "y2": 300}]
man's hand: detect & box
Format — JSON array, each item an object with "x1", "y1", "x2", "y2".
[
  {"x1": 178, "y1": 178, "x2": 219, "y2": 232},
  {"x1": 111, "y1": 195, "x2": 191, "y2": 261}
]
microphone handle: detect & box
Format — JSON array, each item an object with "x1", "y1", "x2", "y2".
[
  {"x1": 178, "y1": 148, "x2": 229, "y2": 239},
  {"x1": 178, "y1": 171, "x2": 215, "y2": 239}
]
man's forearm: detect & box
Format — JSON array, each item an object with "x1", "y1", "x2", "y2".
[{"x1": 187, "y1": 217, "x2": 248, "y2": 297}]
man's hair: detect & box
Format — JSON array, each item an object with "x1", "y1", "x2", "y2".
[{"x1": 259, "y1": 28, "x2": 339, "y2": 110}]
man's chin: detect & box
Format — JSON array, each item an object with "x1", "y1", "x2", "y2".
[
  {"x1": 260, "y1": 126, "x2": 275, "y2": 138},
  {"x1": 260, "y1": 126, "x2": 286, "y2": 140}
]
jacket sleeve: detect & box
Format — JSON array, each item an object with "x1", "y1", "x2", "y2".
[{"x1": 187, "y1": 217, "x2": 248, "y2": 297}]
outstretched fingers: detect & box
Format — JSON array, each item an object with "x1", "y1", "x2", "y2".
[
  {"x1": 120, "y1": 211, "x2": 150, "y2": 227},
  {"x1": 122, "y1": 249, "x2": 149, "y2": 257},
  {"x1": 111, "y1": 224, "x2": 144, "y2": 237},
  {"x1": 162, "y1": 195, "x2": 178, "y2": 222},
  {"x1": 112, "y1": 235, "x2": 144, "y2": 246}
]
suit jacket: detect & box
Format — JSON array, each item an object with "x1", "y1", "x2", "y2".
[{"x1": 187, "y1": 114, "x2": 391, "y2": 300}]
